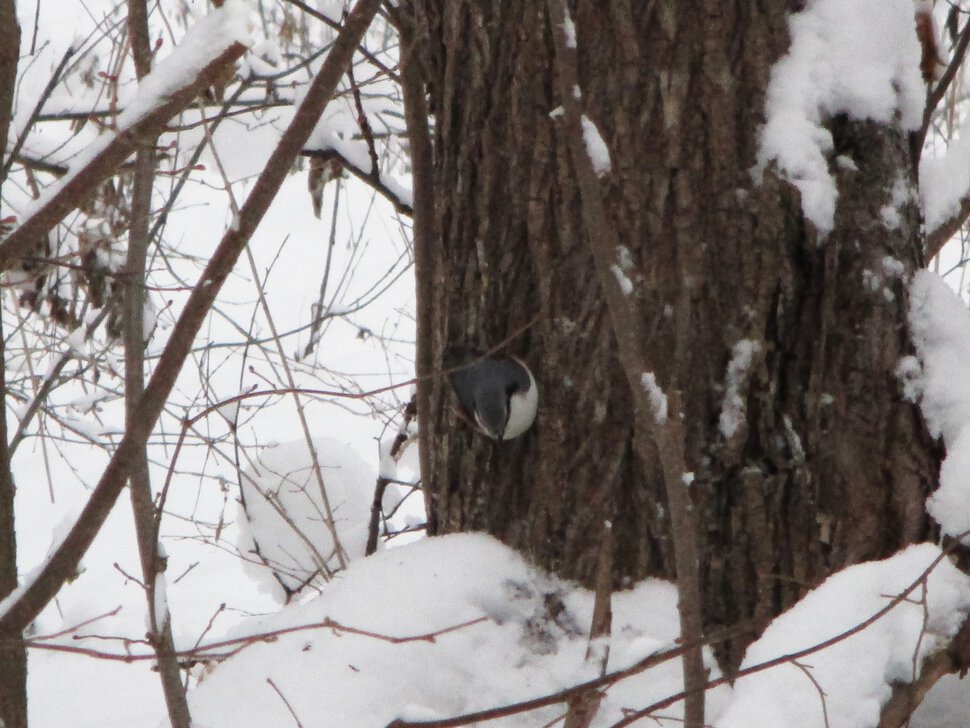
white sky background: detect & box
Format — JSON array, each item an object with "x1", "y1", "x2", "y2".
[{"x1": 7, "y1": 0, "x2": 970, "y2": 727}]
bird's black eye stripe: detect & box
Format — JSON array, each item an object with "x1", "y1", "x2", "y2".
[{"x1": 506, "y1": 382, "x2": 519, "y2": 396}]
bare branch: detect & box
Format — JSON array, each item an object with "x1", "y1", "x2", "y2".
[
  {"x1": 267, "y1": 678, "x2": 306, "y2": 728},
  {"x1": 792, "y1": 661, "x2": 831, "y2": 728},
  {"x1": 0, "y1": 46, "x2": 75, "y2": 183},
  {"x1": 348, "y1": 61, "x2": 380, "y2": 176},
  {"x1": 301, "y1": 147, "x2": 413, "y2": 215},
  {"x1": 282, "y1": 0, "x2": 400, "y2": 82},
  {"x1": 367, "y1": 394, "x2": 417, "y2": 556},
  {"x1": 8, "y1": 298, "x2": 117, "y2": 454},
  {"x1": 15, "y1": 614, "x2": 488, "y2": 663},
  {"x1": 397, "y1": 7, "x2": 437, "y2": 533},
  {"x1": 123, "y1": 1, "x2": 192, "y2": 724},
  {"x1": 0, "y1": 0, "x2": 383, "y2": 635},
  {"x1": 926, "y1": 196, "x2": 970, "y2": 261},
  {"x1": 915, "y1": 15, "x2": 970, "y2": 165}
]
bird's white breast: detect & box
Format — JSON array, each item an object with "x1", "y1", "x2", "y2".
[{"x1": 502, "y1": 365, "x2": 538, "y2": 439}]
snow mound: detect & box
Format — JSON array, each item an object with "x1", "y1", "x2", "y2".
[
  {"x1": 237, "y1": 437, "x2": 374, "y2": 600},
  {"x1": 189, "y1": 534, "x2": 725, "y2": 727},
  {"x1": 717, "y1": 543, "x2": 970, "y2": 728}
]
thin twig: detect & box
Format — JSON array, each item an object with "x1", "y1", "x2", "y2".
[
  {"x1": 9, "y1": 298, "x2": 117, "y2": 453},
  {"x1": 792, "y1": 661, "x2": 831, "y2": 728},
  {"x1": 282, "y1": 0, "x2": 400, "y2": 82},
  {"x1": 0, "y1": 46, "x2": 75, "y2": 181},
  {"x1": 15, "y1": 614, "x2": 488, "y2": 663},
  {"x1": 302, "y1": 174, "x2": 341, "y2": 357},
  {"x1": 348, "y1": 61, "x2": 380, "y2": 176},
  {"x1": 266, "y1": 677, "x2": 306, "y2": 728},
  {"x1": 28, "y1": 606, "x2": 122, "y2": 641}
]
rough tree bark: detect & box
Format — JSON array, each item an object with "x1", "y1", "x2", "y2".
[
  {"x1": 0, "y1": 1, "x2": 27, "y2": 725},
  {"x1": 402, "y1": 0, "x2": 939, "y2": 674}
]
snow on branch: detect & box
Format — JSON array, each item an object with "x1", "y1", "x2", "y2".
[
  {"x1": 0, "y1": 1, "x2": 253, "y2": 272},
  {"x1": 908, "y1": 271, "x2": 970, "y2": 542},
  {"x1": 920, "y1": 127, "x2": 970, "y2": 237},
  {"x1": 756, "y1": 0, "x2": 924, "y2": 234},
  {"x1": 301, "y1": 144, "x2": 414, "y2": 215},
  {"x1": 907, "y1": 271, "x2": 970, "y2": 443}
]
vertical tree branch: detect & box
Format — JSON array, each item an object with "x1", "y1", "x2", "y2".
[
  {"x1": 0, "y1": 0, "x2": 19, "y2": 194},
  {"x1": 366, "y1": 395, "x2": 417, "y2": 556},
  {"x1": 545, "y1": 2, "x2": 706, "y2": 726},
  {"x1": 0, "y1": 1, "x2": 27, "y2": 724},
  {"x1": 397, "y1": 12, "x2": 436, "y2": 529},
  {"x1": 0, "y1": 0, "x2": 382, "y2": 635},
  {"x1": 0, "y1": 46, "x2": 74, "y2": 184},
  {"x1": 914, "y1": 15, "x2": 970, "y2": 167},
  {"x1": 123, "y1": 2, "x2": 192, "y2": 725},
  {"x1": 564, "y1": 518, "x2": 615, "y2": 728},
  {"x1": 0, "y1": 323, "x2": 25, "y2": 728}
]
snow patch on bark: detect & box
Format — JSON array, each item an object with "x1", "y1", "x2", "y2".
[{"x1": 756, "y1": 0, "x2": 923, "y2": 234}]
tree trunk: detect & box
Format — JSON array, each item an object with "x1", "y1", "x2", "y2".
[
  {"x1": 0, "y1": 0, "x2": 28, "y2": 724},
  {"x1": 403, "y1": 0, "x2": 939, "y2": 673}
]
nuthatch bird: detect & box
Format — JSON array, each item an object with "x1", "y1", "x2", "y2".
[{"x1": 448, "y1": 356, "x2": 539, "y2": 440}]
